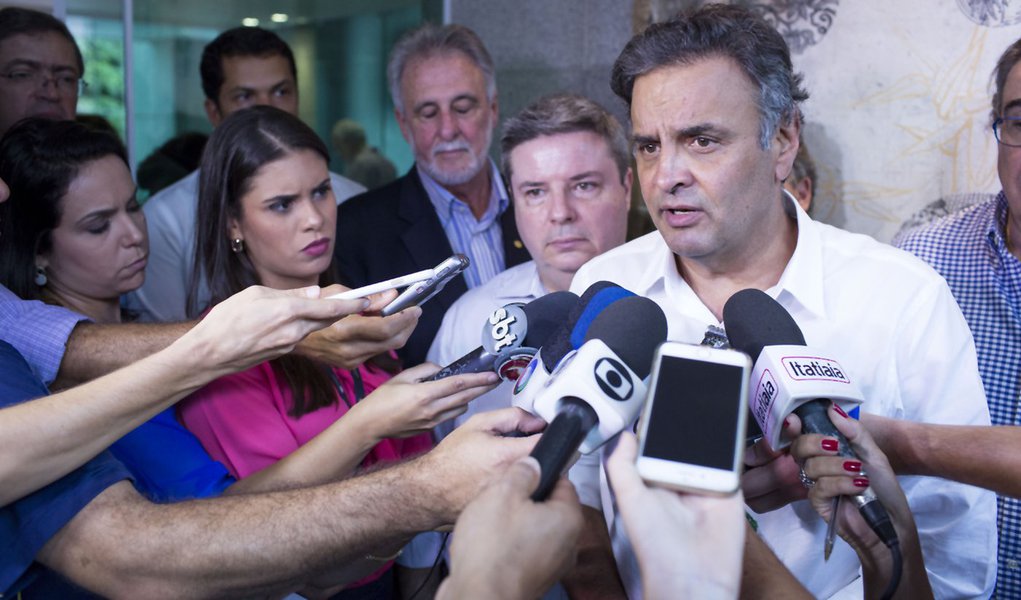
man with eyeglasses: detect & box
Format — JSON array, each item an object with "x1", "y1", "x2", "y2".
[
  {"x1": 0, "y1": 7, "x2": 83, "y2": 137},
  {"x1": 896, "y1": 37, "x2": 1021, "y2": 597}
]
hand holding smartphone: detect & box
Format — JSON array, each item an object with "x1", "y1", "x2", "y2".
[
  {"x1": 324, "y1": 254, "x2": 469, "y2": 316},
  {"x1": 325, "y1": 269, "x2": 435, "y2": 300},
  {"x1": 635, "y1": 342, "x2": 751, "y2": 495},
  {"x1": 379, "y1": 254, "x2": 470, "y2": 316}
]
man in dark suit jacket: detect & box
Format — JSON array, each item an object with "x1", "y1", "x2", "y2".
[
  {"x1": 336, "y1": 167, "x2": 528, "y2": 366},
  {"x1": 334, "y1": 23, "x2": 529, "y2": 366}
]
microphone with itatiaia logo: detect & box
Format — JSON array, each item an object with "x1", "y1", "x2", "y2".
[{"x1": 723, "y1": 289, "x2": 901, "y2": 598}]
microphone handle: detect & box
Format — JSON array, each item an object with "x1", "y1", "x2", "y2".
[
  {"x1": 795, "y1": 400, "x2": 897, "y2": 547},
  {"x1": 423, "y1": 347, "x2": 496, "y2": 382},
  {"x1": 529, "y1": 398, "x2": 598, "y2": 501}
]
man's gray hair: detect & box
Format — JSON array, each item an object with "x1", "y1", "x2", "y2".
[
  {"x1": 500, "y1": 93, "x2": 631, "y2": 185},
  {"x1": 991, "y1": 37, "x2": 1021, "y2": 122},
  {"x1": 387, "y1": 23, "x2": 496, "y2": 115},
  {"x1": 610, "y1": 4, "x2": 808, "y2": 149}
]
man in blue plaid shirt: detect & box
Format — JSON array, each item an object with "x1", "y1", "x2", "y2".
[{"x1": 896, "y1": 37, "x2": 1021, "y2": 596}]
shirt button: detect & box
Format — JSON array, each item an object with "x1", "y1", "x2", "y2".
[{"x1": 1008, "y1": 559, "x2": 1019, "y2": 570}]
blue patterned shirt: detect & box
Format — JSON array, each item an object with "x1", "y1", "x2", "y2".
[
  {"x1": 419, "y1": 160, "x2": 508, "y2": 288},
  {"x1": 897, "y1": 191, "x2": 1021, "y2": 596}
]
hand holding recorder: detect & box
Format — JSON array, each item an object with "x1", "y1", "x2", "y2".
[{"x1": 788, "y1": 405, "x2": 931, "y2": 600}]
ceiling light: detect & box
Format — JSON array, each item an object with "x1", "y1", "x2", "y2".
[
  {"x1": 271, "y1": 13, "x2": 289, "y2": 23},
  {"x1": 242, "y1": 17, "x2": 259, "y2": 27}
]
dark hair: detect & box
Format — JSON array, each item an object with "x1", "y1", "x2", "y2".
[
  {"x1": 386, "y1": 23, "x2": 495, "y2": 114},
  {"x1": 500, "y1": 93, "x2": 630, "y2": 185},
  {"x1": 192, "y1": 105, "x2": 337, "y2": 417},
  {"x1": 610, "y1": 3, "x2": 808, "y2": 149},
  {"x1": 0, "y1": 118, "x2": 127, "y2": 301},
  {"x1": 991, "y1": 38, "x2": 1021, "y2": 121},
  {"x1": 76, "y1": 113, "x2": 119, "y2": 137},
  {"x1": 0, "y1": 7, "x2": 84, "y2": 76},
  {"x1": 137, "y1": 132, "x2": 208, "y2": 195},
  {"x1": 200, "y1": 27, "x2": 296, "y2": 104}
]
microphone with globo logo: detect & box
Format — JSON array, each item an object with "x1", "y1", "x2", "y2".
[
  {"x1": 528, "y1": 295, "x2": 668, "y2": 501},
  {"x1": 511, "y1": 281, "x2": 635, "y2": 413}
]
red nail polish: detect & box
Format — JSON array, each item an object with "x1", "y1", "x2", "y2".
[
  {"x1": 833, "y1": 404, "x2": 849, "y2": 418},
  {"x1": 853, "y1": 478, "x2": 870, "y2": 488},
  {"x1": 843, "y1": 461, "x2": 862, "y2": 473},
  {"x1": 783, "y1": 417, "x2": 790, "y2": 430},
  {"x1": 821, "y1": 439, "x2": 839, "y2": 452}
]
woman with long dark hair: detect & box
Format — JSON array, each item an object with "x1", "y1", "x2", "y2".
[
  {"x1": 179, "y1": 105, "x2": 475, "y2": 598},
  {"x1": 0, "y1": 119, "x2": 145, "y2": 324}
]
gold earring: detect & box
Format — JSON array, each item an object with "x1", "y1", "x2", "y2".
[{"x1": 230, "y1": 238, "x2": 244, "y2": 253}]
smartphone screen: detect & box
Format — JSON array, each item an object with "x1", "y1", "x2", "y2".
[{"x1": 641, "y1": 356, "x2": 745, "y2": 470}]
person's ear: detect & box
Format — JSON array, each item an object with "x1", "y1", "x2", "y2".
[
  {"x1": 773, "y1": 118, "x2": 800, "y2": 183},
  {"x1": 205, "y1": 98, "x2": 224, "y2": 127}
]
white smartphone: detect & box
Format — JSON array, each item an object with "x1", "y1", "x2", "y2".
[
  {"x1": 326, "y1": 269, "x2": 434, "y2": 300},
  {"x1": 380, "y1": 254, "x2": 469, "y2": 317},
  {"x1": 635, "y1": 341, "x2": 751, "y2": 495}
]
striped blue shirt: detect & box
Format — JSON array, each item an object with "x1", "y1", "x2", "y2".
[
  {"x1": 897, "y1": 191, "x2": 1021, "y2": 596},
  {"x1": 419, "y1": 160, "x2": 508, "y2": 288},
  {"x1": 0, "y1": 284, "x2": 85, "y2": 386}
]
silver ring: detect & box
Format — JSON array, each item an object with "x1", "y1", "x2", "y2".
[{"x1": 799, "y1": 467, "x2": 815, "y2": 488}]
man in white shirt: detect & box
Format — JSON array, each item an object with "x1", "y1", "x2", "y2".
[
  {"x1": 129, "y1": 26, "x2": 365, "y2": 322},
  {"x1": 567, "y1": 5, "x2": 997, "y2": 598},
  {"x1": 428, "y1": 92, "x2": 631, "y2": 436},
  {"x1": 428, "y1": 91, "x2": 632, "y2": 600}
]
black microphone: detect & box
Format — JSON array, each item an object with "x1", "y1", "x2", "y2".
[
  {"x1": 529, "y1": 295, "x2": 668, "y2": 501},
  {"x1": 722, "y1": 289, "x2": 899, "y2": 551},
  {"x1": 424, "y1": 291, "x2": 578, "y2": 382}
]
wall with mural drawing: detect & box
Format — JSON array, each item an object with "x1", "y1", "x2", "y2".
[
  {"x1": 457, "y1": 0, "x2": 1021, "y2": 241},
  {"x1": 722, "y1": 0, "x2": 1021, "y2": 240}
]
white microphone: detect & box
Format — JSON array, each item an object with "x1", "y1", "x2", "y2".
[
  {"x1": 747, "y1": 344, "x2": 864, "y2": 451},
  {"x1": 512, "y1": 281, "x2": 635, "y2": 413},
  {"x1": 528, "y1": 295, "x2": 668, "y2": 501}
]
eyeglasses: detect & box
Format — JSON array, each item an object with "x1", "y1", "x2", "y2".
[
  {"x1": 993, "y1": 116, "x2": 1021, "y2": 147},
  {"x1": 0, "y1": 67, "x2": 87, "y2": 96}
]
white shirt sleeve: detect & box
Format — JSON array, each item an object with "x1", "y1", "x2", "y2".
[{"x1": 888, "y1": 276, "x2": 997, "y2": 598}]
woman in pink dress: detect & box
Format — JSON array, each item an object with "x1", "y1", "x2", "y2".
[{"x1": 178, "y1": 105, "x2": 478, "y2": 598}]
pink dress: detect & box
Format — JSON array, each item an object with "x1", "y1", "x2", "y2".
[
  {"x1": 178, "y1": 359, "x2": 433, "y2": 587},
  {"x1": 178, "y1": 360, "x2": 431, "y2": 478}
]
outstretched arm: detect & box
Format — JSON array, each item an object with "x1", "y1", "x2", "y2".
[
  {"x1": 228, "y1": 363, "x2": 500, "y2": 493},
  {"x1": 38, "y1": 408, "x2": 547, "y2": 599},
  {"x1": 0, "y1": 286, "x2": 367, "y2": 505},
  {"x1": 864, "y1": 413, "x2": 1021, "y2": 499}
]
